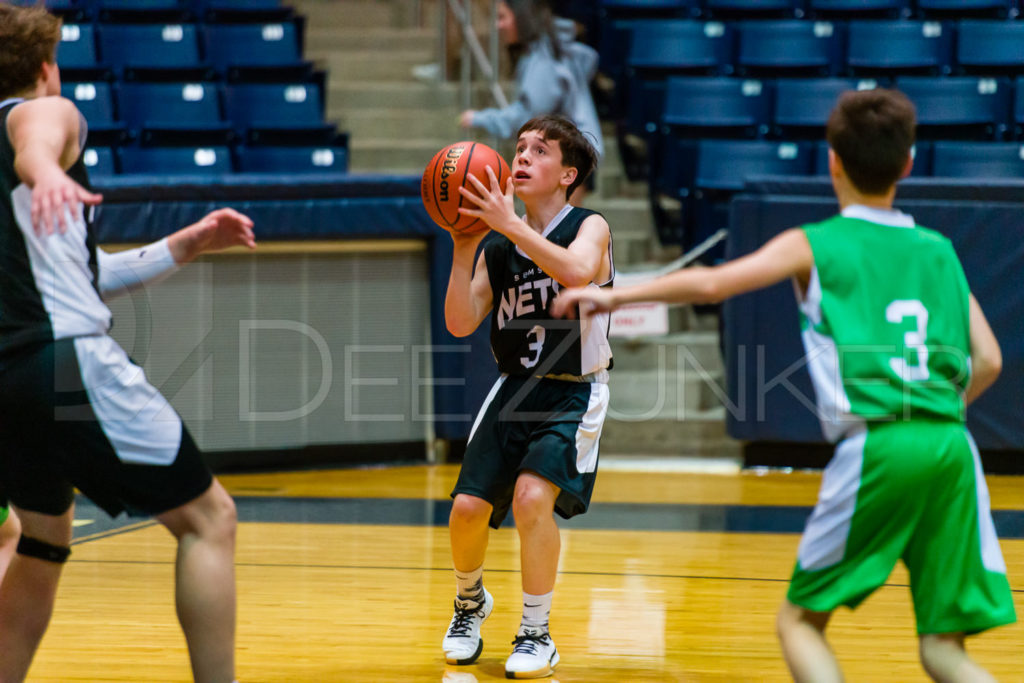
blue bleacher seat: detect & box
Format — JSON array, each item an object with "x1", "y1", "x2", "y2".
[
  {"x1": 686, "y1": 139, "x2": 813, "y2": 255},
  {"x1": 623, "y1": 21, "x2": 736, "y2": 136},
  {"x1": 813, "y1": 139, "x2": 932, "y2": 175},
  {"x1": 119, "y1": 82, "x2": 231, "y2": 144},
  {"x1": 223, "y1": 83, "x2": 334, "y2": 143},
  {"x1": 82, "y1": 146, "x2": 117, "y2": 177},
  {"x1": 61, "y1": 81, "x2": 125, "y2": 144},
  {"x1": 895, "y1": 76, "x2": 1011, "y2": 139},
  {"x1": 932, "y1": 141, "x2": 1024, "y2": 177},
  {"x1": 846, "y1": 21, "x2": 953, "y2": 76},
  {"x1": 807, "y1": 0, "x2": 910, "y2": 18},
  {"x1": 203, "y1": 22, "x2": 310, "y2": 80},
  {"x1": 662, "y1": 77, "x2": 773, "y2": 138},
  {"x1": 916, "y1": 0, "x2": 1017, "y2": 18},
  {"x1": 57, "y1": 23, "x2": 100, "y2": 72},
  {"x1": 628, "y1": 19, "x2": 735, "y2": 74},
  {"x1": 196, "y1": 0, "x2": 291, "y2": 21},
  {"x1": 237, "y1": 145, "x2": 348, "y2": 173},
  {"x1": 599, "y1": 0, "x2": 698, "y2": 18},
  {"x1": 695, "y1": 139, "x2": 813, "y2": 190},
  {"x1": 119, "y1": 145, "x2": 233, "y2": 175},
  {"x1": 704, "y1": 0, "x2": 804, "y2": 18},
  {"x1": 98, "y1": 23, "x2": 204, "y2": 77},
  {"x1": 956, "y1": 21, "x2": 1024, "y2": 74},
  {"x1": 774, "y1": 78, "x2": 875, "y2": 136},
  {"x1": 736, "y1": 20, "x2": 845, "y2": 77},
  {"x1": 1015, "y1": 77, "x2": 1024, "y2": 137}
]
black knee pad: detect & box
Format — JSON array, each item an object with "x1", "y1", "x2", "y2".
[{"x1": 16, "y1": 535, "x2": 71, "y2": 564}]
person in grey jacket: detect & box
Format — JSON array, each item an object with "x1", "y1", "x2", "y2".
[{"x1": 459, "y1": 0, "x2": 603, "y2": 203}]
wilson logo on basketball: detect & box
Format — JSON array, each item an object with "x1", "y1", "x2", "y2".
[
  {"x1": 422, "y1": 141, "x2": 510, "y2": 234},
  {"x1": 438, "y1": 147, "x2": 465, "y2": 201}
]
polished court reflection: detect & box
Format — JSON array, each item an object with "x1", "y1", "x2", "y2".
[{"x1": 27, "y1": 464, "x2": 1024, "y2": 681}]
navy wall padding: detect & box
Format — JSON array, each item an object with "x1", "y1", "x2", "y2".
[
  {"x1": 92, "y1": 174, "x2": 497, "y2": 440},
  {"x1": 724, "y1": 176, "x2": 1024, "y2": 451}
]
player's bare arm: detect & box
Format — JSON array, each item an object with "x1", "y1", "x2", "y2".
[
  {"x1": 965, "y1": 294, "x2": 1002, "y2": 405},
  {"x1": 458, "y1": 166, "x2": 610, "y2": 287},
  {"x1": 166, "y1": 207, "x2": 256, "y2": 264},
  {"x1": 8, "y1": 96, "x2": 102, "y2": 235},
  {"x1": 553, "y1": 227, "x2": 813, "y2": 318},
  {"x1": 445, "y1": 231, "x2": 493, "y2": 337}
]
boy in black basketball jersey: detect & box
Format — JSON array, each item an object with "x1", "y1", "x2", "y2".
[
  {"x1": 440, "y1": 114, "x2": 612, "y2": 679},
  {"x1": 0, "y1": 6, "x2": 254, "y2": 681}
]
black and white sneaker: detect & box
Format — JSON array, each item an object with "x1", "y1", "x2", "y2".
[
  {"x1": 442, "y1": 588, "x2": 494, "y2": 665},
  {"x1": 504, "y1": 627, "x2": 559, "y2": 679}
]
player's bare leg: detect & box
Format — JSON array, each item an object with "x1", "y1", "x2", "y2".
[
  {"x1": 919, "y1": 633, "x2": 996, "y2": 683},
  {"x1": 449, "y1": 494, "x2": 492, "y2": 574},
  {"x1": 444, "y1": 494, "x2": 494, "y2": 665},
  {"x1": 0, "y1": 507, "x2": 22, "y2": 579},
  {"x1": 777, "y1": 600, "x2": 843, "y2": 683},
  {"x1": 156, "y1": 480, "x2": 237, "y2": 683},
  {"x1": 507, "y1": 471, "x2": 560, "y2": 678},
  {"x1": 0, "y1": 504, "x2": 74, "y2": 683}
]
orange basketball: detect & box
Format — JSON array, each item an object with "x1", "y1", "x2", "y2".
[{"x1": 421, "y1": 141, "x2": 511, "y2": 234}]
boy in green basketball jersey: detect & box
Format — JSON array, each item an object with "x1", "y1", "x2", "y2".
[{"x1": 553, "y1": 88, "x2": 1015, "y2": 681}]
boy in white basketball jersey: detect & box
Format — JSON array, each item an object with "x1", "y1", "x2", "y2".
[
  {"x1": 554, "y1": 89, "x2": 1014, "y2": 681},
  {"x1": 0, "y1": 6, "x2": 254, "y2": 681}
]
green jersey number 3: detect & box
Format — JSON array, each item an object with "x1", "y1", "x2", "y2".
[{"x1": 886, "y1": 299, "x2": 930, "y2": 381}]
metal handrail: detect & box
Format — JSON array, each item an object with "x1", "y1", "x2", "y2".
[{"x1": 438, "y1": 0, "x2": 507, "y2": 110}]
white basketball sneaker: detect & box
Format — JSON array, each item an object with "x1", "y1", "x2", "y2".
[
  {"x1": 442, "y1": 588, "x2": 494, "y2": 665},
  {"x1": 504, "y1": 626, "x2": 559, "y2": 679}
]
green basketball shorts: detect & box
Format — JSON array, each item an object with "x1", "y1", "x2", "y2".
[{"x1": 788, "y1": 421, "x2": 1016, "y2": 635}]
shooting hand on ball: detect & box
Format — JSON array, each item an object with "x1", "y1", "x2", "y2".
[{"x1": 458, "y1": 165, "x2": 516, "y2": 234}]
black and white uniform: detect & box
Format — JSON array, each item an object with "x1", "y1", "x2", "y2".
[
  {"x1": 0, "y1": 98, "x2": 211, "y2": 517},
  {"x1": 452, "y1": 205, "x2": 613, "y2": 528}
]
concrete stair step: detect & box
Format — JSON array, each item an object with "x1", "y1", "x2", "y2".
[
  {"x1": 317, "y1": 52, "x2": 436, "y2": 82},
  {"x1": 336, "y1": 107, "x2": 462, "y2": 140},
  {"x1": 328, "y1": 81, "x2": 496, "y2": 110},
  {"x1": 610, "y1": 331, "x2": 722, "y2": 374},
  {"x1": 600, "y1": 409, "x2": 741, "y2": 457},
  {"x1": 608, "y1": 368, "x2": 725, "y2": 419},
  {"x1": 289, "y1": 0, "x2": 398, "y2": 29},
  {"x1": 306, "y1": 27, "x2": 436, "y2": 53},
  {"x1": 349, "y1": 137, "x2": 457, "y2": 171}
]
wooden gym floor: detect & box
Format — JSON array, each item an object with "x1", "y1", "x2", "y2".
[{"x1": 23, "y1": 463, "x2": 1024, "y2": 682}]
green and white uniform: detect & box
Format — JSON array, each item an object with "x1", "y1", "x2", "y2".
[{"x1": 788, "y1": 205, "x2": 1015, "y2": 635}]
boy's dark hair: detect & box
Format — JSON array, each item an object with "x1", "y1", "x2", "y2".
[
  {"x1": 0, "y1": 4, "x2": 62, "y2": 100},
  {"x1": 517, "y1": 114, "x2": 598, "y2": 199},
  {"x1": 826, "y1": 88, "x2": 916, "y2": 195}
]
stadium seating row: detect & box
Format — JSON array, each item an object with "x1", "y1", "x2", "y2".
[
  {"x1": 81, "y1": 144, "x2": 347, "y2": 177},
  {"x1": 58, "y1": 20, "x2": 308, "y2": 81},
  {"x1": 65, "y1": 81, "x2": 335, "y2": 146},
  {"x1": 633, "y1": 75, "x2": 1024, "y2": 142},
  {"x1": 594, "y1": 0, "x2": 1019, "y2": 21},
  {"x1": 652, "y1": 138, "x2": 1024, "y2": 247},
  {"x1": 11, "y1": 0, "x2": 291, "y2": 22}
]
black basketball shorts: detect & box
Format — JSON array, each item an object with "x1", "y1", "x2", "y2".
[
  {"x1": 452, "y1": 373, "x2": 609, "y2": 529},
  {"x1": 0, "y1": 336, "x2": 213, "y2": 517}
]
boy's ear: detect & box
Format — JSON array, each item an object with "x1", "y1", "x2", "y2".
[
  {"x1": 900, "y1": 151, "x2": 913, "y2": 179},
  {"x1": 561, "y1": 167, "x2": 578, "y2": 187}
]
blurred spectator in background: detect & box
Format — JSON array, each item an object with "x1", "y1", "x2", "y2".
[{"x1": 458, "y1": 0, "x2": 603, "y2": 204}]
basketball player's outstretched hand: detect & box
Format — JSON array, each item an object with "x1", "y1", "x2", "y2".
[
  {"x1": 172, "y1": 208, "x2": 256, "y2": 264},
  {"x1": 552, "y1": 286, "x2": 616, "y2": 320},
  {"x1": 458, "y1": 165, "x2": 515, "y2": 233},
  {"x1": 31, "y1": 168, "x2": 103, "y2": 237}
]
